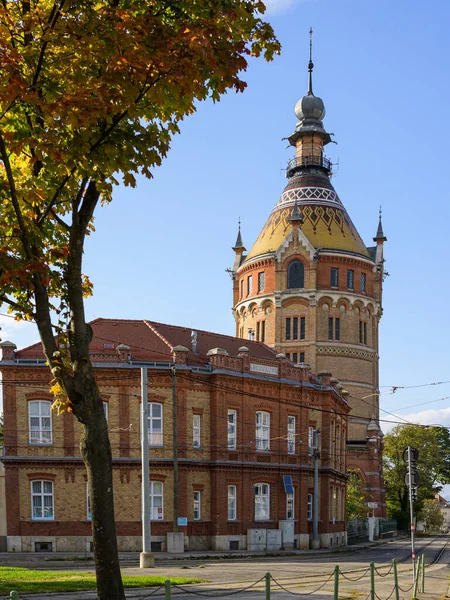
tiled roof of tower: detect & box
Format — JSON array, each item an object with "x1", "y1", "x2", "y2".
[{"x1": 15, "y1": 318, "x2": 278, "y2": 367}]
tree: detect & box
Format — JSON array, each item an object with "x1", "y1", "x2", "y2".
[
  {"x1": 419, "y1": 499, "x2": 444, "y2": 533},
  {"x1": 383, "y1": 425, "x2": 450, "y2": 529},
  {"x1": 346, "y1": 470, "x2": 368, "y2": 520},
  {"x1": 0, "y1": 3, "x2": 279, "y2": 598}
]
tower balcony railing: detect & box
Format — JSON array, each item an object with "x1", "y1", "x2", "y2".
[{"x1": 286, "y1": 154, "x2": 332, "y2": 177}]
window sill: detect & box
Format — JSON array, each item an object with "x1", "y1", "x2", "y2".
[
  {"x1": 28, "y1": 443, "x2": 53, "y2": 447},
  {"x1": 30, "y1": 519, "x2": 56, "y2": 522}
]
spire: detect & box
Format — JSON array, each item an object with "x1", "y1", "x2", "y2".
[
  {"x1": 289, "y1": 200, "x2": 303, "y2": 224},
  {"x1": 308, "y1": 27, "x2": 314, "y2": 96},
  {"x1": 373, "y1": 207, "x2": 387, "y2": 242},
  {"x1": 232, "y1": 218, "x2": 246, "y2": 251}
]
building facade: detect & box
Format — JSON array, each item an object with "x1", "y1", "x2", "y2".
[
  {"x1": 1, "y1": 319, "x2": 349, "y2": 552},
  {"x1": 231, "y1": 48, "x2": 386, "y2": 514}
]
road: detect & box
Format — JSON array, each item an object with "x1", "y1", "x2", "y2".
[{"x1": 2, "y1": 536, "x2": 449, "y2": 600}]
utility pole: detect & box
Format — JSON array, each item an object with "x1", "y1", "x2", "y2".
[
  {"x1": 405, "y1": 446, "x2": 419, "y2": 585},
  {"x1": 140, "y1": 367, "x2": 154, "y2": 568},
  {"x1": 312, "y1": 427, "x2": 320, "y2": 550},
  {"x1": 171, "y1": 366, "x2": 179, "y2": 533}
]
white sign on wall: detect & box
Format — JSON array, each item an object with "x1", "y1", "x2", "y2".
[{"x1": 250, "y1": 363, "x2": 278, "y2": 376}]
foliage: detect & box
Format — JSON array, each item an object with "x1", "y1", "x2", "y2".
[
  {"x1": 418, "y1": 499, "x2": 444, "y2": 532},
  {"x1": 383, "y1": 424, "x2": 450, "y2": 528},
  {"x1": 0, "y1": 567, "x2": 204, "y2": 595},
  {"x1": 0, "y1": 3, "x2": 279, "y2": 599},
  {"x1": 346, "y1": 471, "x2": 368, "y2": 520}
]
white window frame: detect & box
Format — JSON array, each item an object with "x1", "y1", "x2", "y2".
[
  {"x1": 256, "y1": 411, "x2": 270, "y2": 451},
  {"x1": 28, "y1": 400, "x2": 52, "y2": 445},
  {"x1": 307, "y1": 493, "x2": 313, "y2": 521},
  {"x1": 247, "y1": 274, "x2": 253, "y2": 295},
  {"x1": 150, "y1": 481, "x2": 164, "y2": 520},
  {"x1": 86, "y1": 482, "x2": 91, "y2": 521},
  {"x1": 254, "y1": 483, "x2": 270, "y2": 521},
  {"x1": 193, "y1": 491, "x2": 201, "y2": 520},
  {"x1": 228, "y1": 409, "x2": 237, "y2": 450},
  {"x1": 31, "y1": 480, "x2": 54, "y2": 520},
  {"x1": 103, "y1": 401, "x2": 108, "y2": 423},
  {"x1": 287, "y1": 416, "x2": 296, "y2": 454},
  {"x1": 148, "y1": 402, "x2": 163, "y2": 447},
  {"x1": 228, "y1": 485, "x2": 237, "y2": 521},
  {"x1": 193, "y1": 414, "x2": 201, "y2": 448},
  {"x1": 286, "y1": 491, "x2": 295, "y2": 520}
]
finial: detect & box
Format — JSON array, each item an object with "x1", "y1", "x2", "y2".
[
  {"x1": 233, "y1": 217, "x2": 244, "y2": 250},
  {"x1": 308, "y1": 27, "x2": 314, "y2": 96},
  {"x1": 373, "y1": 206, "x2": 387, "y2": 242},
  {"x1": 289, "y1": 200, "x2": 303, "y2": 224}
]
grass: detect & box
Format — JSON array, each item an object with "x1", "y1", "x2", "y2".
[{"x1": 0, "y1": 566, "x2": 205, "y2": 595}]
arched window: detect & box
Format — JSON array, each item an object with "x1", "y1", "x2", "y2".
[{"x1": 287, "y1": 260, "x2": 304, "y2": 289}]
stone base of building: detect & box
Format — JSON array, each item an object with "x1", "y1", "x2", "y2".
[{"x1": 6, "y1": 532, "x2": 346, "y2": 553}]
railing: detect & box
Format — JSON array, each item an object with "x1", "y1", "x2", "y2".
[
  {"x1": 286, "y1": 154, "x2": 332, "y2": 177},
  {"x1": 379, "y1": 518, "x2": 397, "y2": 535},
  {"x1": 347, "y1": 518, "x2": 369, "y2": 543}
]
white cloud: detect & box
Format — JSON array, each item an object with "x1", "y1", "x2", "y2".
[
  {"x1": 263, "y1": 0, "x2": 300, "y2": 16},
  {"x1": 0, "y1": 314, "x2": 39, "y2": 350},
  {"x1": 381, "y1": 407, "x2": 450, "y2": 434}
]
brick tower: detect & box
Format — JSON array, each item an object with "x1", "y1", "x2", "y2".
[{"x1": 231, "y1": 32, "x2": 386, "y2": 515}]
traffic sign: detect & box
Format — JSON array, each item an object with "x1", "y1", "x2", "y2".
[{"x1": 403, "y1": 447, "x2": 419, "y2": 462}]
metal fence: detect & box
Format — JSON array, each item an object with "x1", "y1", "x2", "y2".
[{"x1": 347, "y1": 518, "x2": 369, "y2": 543}]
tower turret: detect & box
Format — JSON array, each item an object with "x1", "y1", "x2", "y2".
[{"x1": 231, "y1": 31, "x2": 387, "y2": 517}]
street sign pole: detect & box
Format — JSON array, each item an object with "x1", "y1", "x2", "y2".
[{"x1": 408, "y1": 446, "x2": 416, "y2": 585}]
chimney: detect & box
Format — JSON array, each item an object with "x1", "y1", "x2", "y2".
[
  {"x1": 318, "y1": 371, "x2": 332, "y2": 386},
  {"x1": 191, "y1": 330, "x2": 198, "y2": 354},
  {"x1": 0, "y1": 341, "x2": 16, "y2": 361},
  {"x1": 173, "y1": 345, "x2": 189, "y2": 364},
  {"x1": 116, "y1": 343, "x2": 130, "y2": 362}
]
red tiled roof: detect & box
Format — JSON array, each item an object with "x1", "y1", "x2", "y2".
[{"x1": 15, "y1": 318, "x2": 278, "y2": 366}]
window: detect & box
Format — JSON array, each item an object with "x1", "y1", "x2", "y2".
[
  {"x1": 228, "y1": 485, "x2": 237, "y2": 520},
  {"x1": 287, "y1": 416, "x2": 296, "y2": 454},
  {"x1": 256, "y1": 321, "x2": 265, "y2": 342},
  {"x1": 285, "y1": 353, "x2": 290, "y2": 360},
  {"x1": 258, "y1": 272, "x2": 265, "y2": 292},
  {"x1": 228, "y1": 409, "x2": 237, "y2": 450},
  {"x1": 308, "y1": 426, "x2": 315, "y2": 456},
  {"x1": 240, "y1": 279, "x2": 244, "y2": 298},
  {"x1": 254, "y1": 483, "x2": 270, "y2": 520},
  {"x1": 150, "y1": 481, "x2": 164, "y2": 520},
  {"x1": 300, "y1": 317, "x2": 306, "y2": 340},
  {"x1": 359, "y1": 321, "x2": 367, "y2": 345},
  {"x1": 256, "y1": 411, "x2": 270, "y2": 451},
  {"x1": 292, "y1": 352, "x2": 298, "y2": 364},
  {"x1": 148, "y1": 403, "x2": 163, "y2": 446},
  {"x1": 193, "y1": 414, "x2": 201, "y2": 448},
  {"x1": 248, "y1": 328, "x2": 255, "y2": 341},
  {"x1": 307, "y1": 493, "x2": 313, "y2": 521},
  {"x1": 286, "y1": 491, "x2": 295, "y2": 520},
  {"x1": 103, "y1": 402, "x2": 108, "y2": 423},
  {"x1": 293, "y1": 317, "x2": 298, "y2": 340},
  {"x1": 247, "y1": 275, "x2": 253, "y2": 295},
  {"x1": 328, "y1": 317, "x2": 340, "y2": 341},
  {"x1": 361, "y1": 272, "x2": 367, "y2": 293},
  {"x1": 330, "y1": 267, "x2": 339, "y2": 288},
  {"x1": 29, "y1": 401, "x2": 52, "y2": 445},
  {"x1": 285, "y1": 317, "x2": 291, "y2": 341},
  {"x1": 287, "y1": 260, "x2": 304, "y2": 289},
  {"x1": 193, "y1": 491, "x2": 201, "y2": 520},
  {"x1": 299, "y1": 352, "x2": 305, "y2": 363},
  {"x1": 31, "y1": 480, "x2": 54, "y2": 520},
  {"x1": 347, "y1": 269, "x2": 354, "y2": 290},
  {"x1": 86, "y1": 483, "x2": 91, "y2": 521}
]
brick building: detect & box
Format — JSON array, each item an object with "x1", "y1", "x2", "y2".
[
  {"x1": 1, "y1": 318, "x2": 349, "y2": 552},
  {"x1": 231, "y1": 42, "x2": 386, "y2": 514}
]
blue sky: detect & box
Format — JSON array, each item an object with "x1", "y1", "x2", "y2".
[{"x1": 2, "y1": 0, "x2": 450, "y2": 441}]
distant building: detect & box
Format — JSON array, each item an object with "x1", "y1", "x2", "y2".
[
  {"x1": 230, "y1": 35, "x2": 386, "y2": 515},
  {"x1": 1, "y1": 319, "x2": 349, "y2": 552}
]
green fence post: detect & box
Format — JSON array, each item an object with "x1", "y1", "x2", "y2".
[
  {"x1": 165, "y1": 579, "x2": 171, "y2": 600},
  {"x1": 421, "y1": 553, "x2": 425, "y2": 593},
  {"x1": 393, "y1": 559, "x2": 399, "y2": 600},
  {"x1": 265, "y1": 572, "x2": 271, "y2": 600},
  {"x1": 9, "y1": 592, "x2": 19, "y2": 600},
  {"x1": 370, "y1": 562, "x2": 375, "y2": 600},
  {"x1": 334, "y1": 565, "x2": 339, "y2": 600},
  {"x1": 412, "y1": 555, "x2": 420, "y2": 599}
]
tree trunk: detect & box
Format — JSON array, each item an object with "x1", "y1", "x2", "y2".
[{"x1": 80, "y1": 392, "x2": 125, "y2": 600}]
